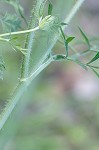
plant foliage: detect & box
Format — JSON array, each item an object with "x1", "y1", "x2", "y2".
[{"x1": 0, "y1": 0, "x2": 98, "y2": 131}]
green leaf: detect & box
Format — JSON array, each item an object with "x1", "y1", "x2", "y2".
[
  {"x1": 87, "y1": 52, "x2": 99, "y2": 64},
  {"x1": 60, "y1": 27, "x2": 75, "y2": 58},
  {"x1": 53, "y1": 54, "x2": 66, "y2": 61},
  {"x1": 66, "y1": 37, "x2": 75, "y2": 44},
  {"x1": 60, "y1": 27, "x2": 68, "y2": 57},
  {"x1": 78, "y1": 27, "x2": 90, "y2": 48},
  {"x1": 60, "y1": 27, "x2": 65, "y2": 40},
  {"x1": 61, "y1": 22, "x2": 68, "y2": 26},
  {"x1": 48, "y1": 1, "x2": 53, "y2": 15},
  {"x1": 0, "y1": 13, "x2": 21, "y2": 32}
]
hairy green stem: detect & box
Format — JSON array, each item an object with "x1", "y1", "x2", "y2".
[
  {"x1": 0, "y1": 0, "x2": 85, "y2": 130},
  {"x1": 21, "y1": 57, "x2": 53, "y2": 81},
  {"x1": 0, "y1": 57, "x2": 53, "y2": 130},
  {"x1": 21, "y1": 0, "x2": 44, "y2": 79},
  {"x1": 0, "y1": 26, "x2": 39, "y2": 37}
]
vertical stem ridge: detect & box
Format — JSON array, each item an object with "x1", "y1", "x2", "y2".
[{"x1": 21, "y1": 0, "x2": 44, "y2": 79}]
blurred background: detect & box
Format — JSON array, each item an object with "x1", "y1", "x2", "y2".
[{"x1": 0, "y1": 0, "x2": 99, "y2": 150}]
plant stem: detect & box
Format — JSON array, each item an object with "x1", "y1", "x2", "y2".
[
  {"x1": 0, "y1": 57, "x2": 53, "y2": 130},
  {"x1": 21, "y1": 0, "x2": 44, "y2": 79},
  {"x1": 0, "y1": 37, "x2": 9, "y2": 42},
  {"x1": 44, "y1": 0, "x2": 86, "y2": 58},
  {"x1": 0, "y1": 0, "x2": 85, "y2": 131},
  {"x1": 0, "y1": 26, "x2": 39, "y2": 37},
  {"x1": 64, "y1": 0, "x2": 85, "y2": 24},
  {"x1": 21, "y1": 57, "x2": 53, "y2": 81},
  {"x1": 0, "y1": 82, "x2": 26, "y2": 130}
]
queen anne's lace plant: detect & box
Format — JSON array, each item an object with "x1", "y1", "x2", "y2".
[{"x1": 0, "y1": 0, "x2": 99, "y2": 130}]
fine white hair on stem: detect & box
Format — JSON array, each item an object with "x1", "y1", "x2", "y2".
[{"x1": 0, "y1": 0, "x2": 85, "y2": 131}]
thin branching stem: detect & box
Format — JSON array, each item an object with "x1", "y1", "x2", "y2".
[
  {"x1": 21, "y1": 57, "x2": 53, "y2": 82},
  {"x1": 0, "y1": 0, "x2": 85, "y2": 131},
  {"x1": 64, "y1": 0, "x2": 85, "y2": 24},
  {"x1": 0, "y1": 26, "x2": 39, "y2": 37},
  {"x1": 0, "y1": 57, "x2": 53, "y2": 130},
  {"x1": 21, "y1": 0, "x2": 44, "y2": 79}
]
